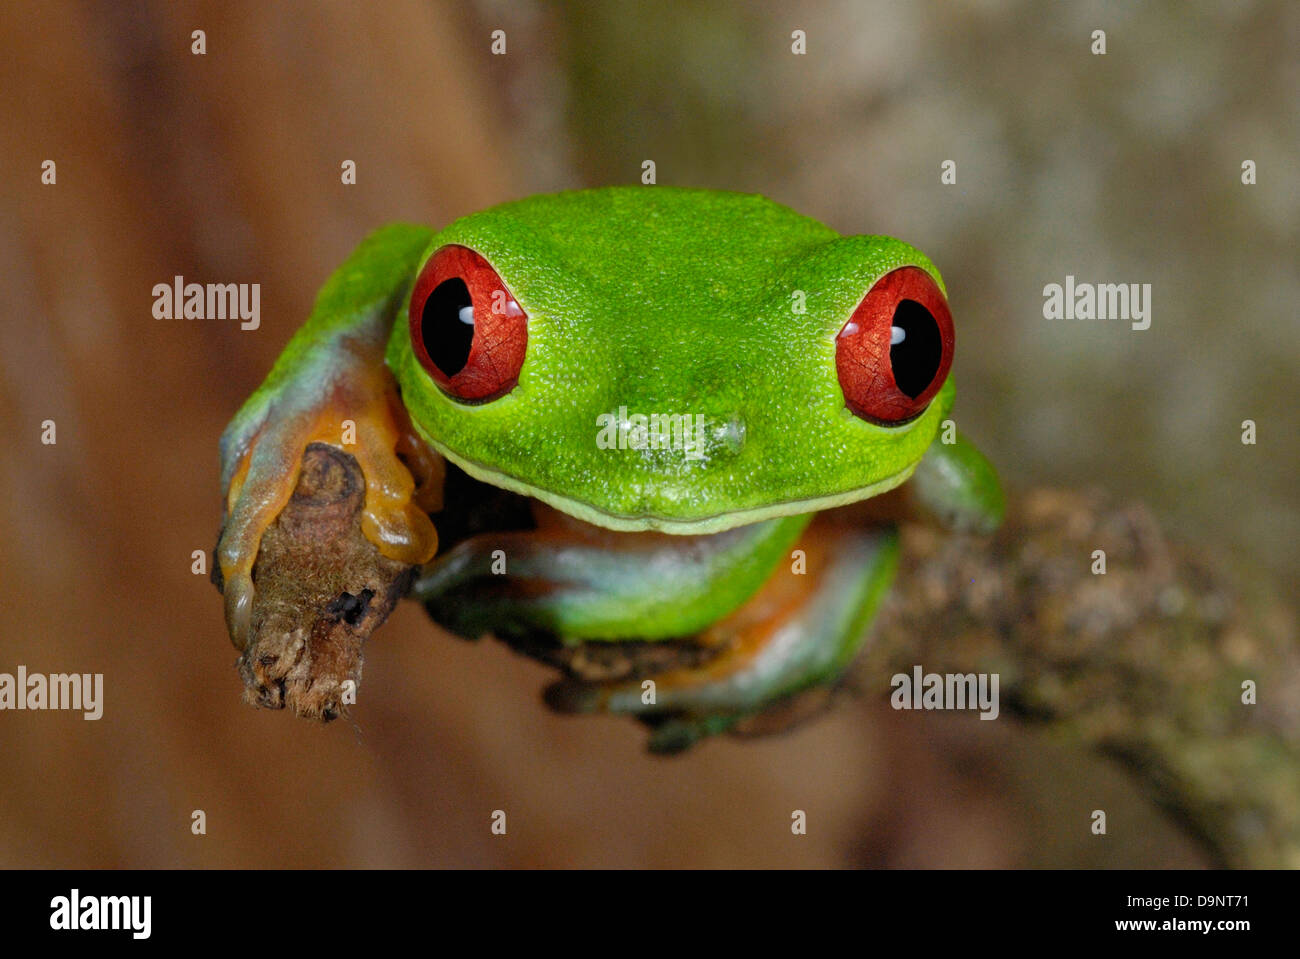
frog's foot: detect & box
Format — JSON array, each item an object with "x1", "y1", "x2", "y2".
[
  {"x1": 544, "y1": 522, "x2": 901, "y2": 754},
  {"x1": 216, "y1": 334, "x2": 441, "y2": 651}
]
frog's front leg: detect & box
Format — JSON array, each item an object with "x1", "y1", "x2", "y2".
[
  {"x1": 414, "y1": 509, "x2": 899, "y2": 753},
  {"x1": 412, "y1": 508, "x2": 810, "y2": 642},
  {"x1": 216, "y1": 225, "x2": 441, "y2": 707}
]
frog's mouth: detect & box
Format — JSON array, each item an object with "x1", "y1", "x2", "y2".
[
  {"x1": 430, "y1": 437, "x2": 919, "y2": 539},
  {"x1": 432, "y1": 459, "x2": 541, "y2": 551},
  {"x1": 431, "y1": 449, "x2": 920, "y2": 545}
]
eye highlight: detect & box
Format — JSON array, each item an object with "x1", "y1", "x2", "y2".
[
  {"x1": 408, "y1": 245, "x2": 527, "y2": 404},
  {"x1": 835, "y1": 266, "x2": 954, "y2": 425}
]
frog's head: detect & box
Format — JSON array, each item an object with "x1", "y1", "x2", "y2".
[{"x1": 388, "y1": 187, "x2": 956, "y2": 534}]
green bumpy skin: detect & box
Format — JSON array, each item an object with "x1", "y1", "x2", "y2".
[{"x1": 218, "y1": 186, "x2": 1003, "y2": 750}]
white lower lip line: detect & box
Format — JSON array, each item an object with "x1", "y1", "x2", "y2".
[{"x1": 427, "y1": 437, "x2": 916, "y2": 535}]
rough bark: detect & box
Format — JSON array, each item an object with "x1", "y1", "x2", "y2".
[
  {"x1": 213, "y1": 444, "x2": 416, "y2": 720},
  {"x1": 861, "y1": 488, "x2": 1298, "y2": 869}
]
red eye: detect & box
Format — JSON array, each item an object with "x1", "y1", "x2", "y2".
[
  {"x1": 835, "y1": 266, "x2": 954, "y2": 424},
  {"x1": 408, "y1": 244, "x2": 528, "y2": 403}
]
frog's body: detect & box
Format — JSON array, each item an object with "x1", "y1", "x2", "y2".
[{"x1": 217, "y1": 187, "x2": 1002, "y2": 752}]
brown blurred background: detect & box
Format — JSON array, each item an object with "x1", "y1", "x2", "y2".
[{"x1": 0, "y1": 0, "x2": 1294, "y2": 867}]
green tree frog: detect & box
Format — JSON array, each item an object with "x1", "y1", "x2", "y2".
[{"x1": 217, "y1": 187, "x2": 1003, "y2": 752}]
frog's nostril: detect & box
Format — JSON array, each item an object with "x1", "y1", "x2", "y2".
[{"x1": 716, "y1": 416, "x2": 746, "y2": 455}]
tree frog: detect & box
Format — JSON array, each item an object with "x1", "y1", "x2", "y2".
[{"x1": 217, "y1": 187, "x2": 1002, "y2": 752}]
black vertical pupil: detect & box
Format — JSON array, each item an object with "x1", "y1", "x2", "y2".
[
  {"x1": 890, "y1": 299, "x2": 941, "y2": 398},
  {"x1": 422, "y1": 278, "x2": 474, "y2": 377}
]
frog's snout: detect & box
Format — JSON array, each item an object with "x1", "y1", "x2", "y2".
[
  {"x1": 596, "y1": 406, "x2": 744, "y2": 466},
  {"x1": 712, "y1": 415, "x2": 746, "y2": 456}
]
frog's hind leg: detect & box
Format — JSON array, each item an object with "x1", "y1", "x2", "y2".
[{"x1": 545, "y1": 520, "x2": 900, "y2": 754}]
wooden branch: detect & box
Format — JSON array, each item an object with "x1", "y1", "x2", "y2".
[
  {"x1": 859, "y1": 488, "x2": 1299, "y2": 869},
  {"x1": 214, "y1": 444, "x2": 416, "y2": 721}
]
